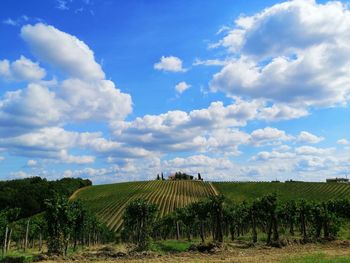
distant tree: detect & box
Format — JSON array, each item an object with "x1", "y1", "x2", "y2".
[
  {"x1": 156, "y1": 174, "x2": 160, "y2": 180},
  {"x1": 198, "y1": 173, "x2": 202, "y2": 180},
  {"x1": 161, "y1": 173, "x2": 164, "y2": 181}
]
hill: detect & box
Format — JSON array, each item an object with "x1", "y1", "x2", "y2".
[
  {"x1": 213, "y1": 181, "x2": 350, "y2": 202},
  {"x1": 72, "y1": 180, "x2": 350, "y2": 232},
  {"x1": 72, "y1": 180, "x2": 216, "y2": 232}
]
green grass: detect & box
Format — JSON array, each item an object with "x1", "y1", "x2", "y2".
[
  {"x1": 0, "y1": 250, "x2": 39, "y2": 263},
  {"x1": 283, "y1": 252, "x2": 350, "y2": 263},
  {"x1": 149, "y1": 240, "x2": 193, "y2": 253},
  {"x1": 213, "y1": 182, "x2": 350, "y2": 202}
]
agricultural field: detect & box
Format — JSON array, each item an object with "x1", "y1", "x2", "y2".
[
  {"x1": 213, "y1": 181, "x2": 350, "y2": 203},
  {"x1": 72, "y1": 180, "x2": 216, "y2": 232},
  {"x1": 72, "y1": 180, "x2": 350, "y2": 233}
]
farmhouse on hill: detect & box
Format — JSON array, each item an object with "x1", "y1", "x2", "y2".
[{"x1": 326, "y1": 177, "x2": 349, "y2": 183}]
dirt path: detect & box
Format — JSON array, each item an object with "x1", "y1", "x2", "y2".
[
  {"x1": 44, "y1": 241, "x2": 350, "y2": 263},
  {"x1": 69, "y1": 186, "x2": 90, "y2": 200},
  {"x1": 209, "y1": 182, "x2": 219, "y2": 196}
]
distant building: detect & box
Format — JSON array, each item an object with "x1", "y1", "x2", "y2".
[
  {"x1": 168, "y1": 172, "x2": 194, "y2": 180},
  {"x1": 326, "y1": 177, "x2": 349, "y2": 183}
]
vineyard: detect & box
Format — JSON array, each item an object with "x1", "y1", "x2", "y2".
[
  {"x1": 72, "y1": 180, "x2": 216, "y2": 232},
  {"x1": 72, "y1": 180, "x2": 350, "y2": 233},
  {"x1": 213, "y1": 181, "x2": 350, "y2": 202}
]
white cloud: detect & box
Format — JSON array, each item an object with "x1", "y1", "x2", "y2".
[
  {"x1": 59, "y1": 150, "x2": 95, "y2": 164},
  {"x1": 21, "y1": 23, "x2": 105, "y2": 80},
  {"x1": 0, "y1": 56, "x2": 46, "y2": 82},
  {"x1": 175, "y1": 81, "x2": 191, "y2": 94},
  {"x1": 59, "y1": 78, "x2": 132, "y2": 121},
  {"x1": 257, "y1": 104, "x2": 309, "y2": 121},
  {"x1": 297, "y1": 131, "x2": 324, "y2": 144},
  {"x1": 250, "y1": 127, "x2": 293, "y2": 146},
  {"x1": 154, "y1": 56, "x2": 185, "y2": 72},
  {"x1": 0, "y1": 156, "x2": 4, "y2": 162},
  {"x1": 0, "y1": 24, "x2": 132, "y2": 137},
  {"x1": 210, "y1": 0, "x2": 350, "y2": 108},
  {"x1": 295, "y1": 146, "x2": 335, "y2": 156},
  {"x1": 337, "y1": 138, "x2": 349, "y2": 145},
  {"x1": 110, "y1": 100, "x2": 261, "y2": 155},
  {"x1": 0, "y1": 84, "x2": 65, "y2": 136},
  {"x1": 251, "y1": 150, "x2": 295, "y2": 161}
]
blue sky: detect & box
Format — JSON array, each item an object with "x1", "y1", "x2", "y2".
[{"x1": 1, "y1": 0, "x2": 350, "y2": 184}]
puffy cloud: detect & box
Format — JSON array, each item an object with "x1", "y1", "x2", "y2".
[
  {"x1": 210, "y1": 0, "x2": 350, "y2": 108},
  {"x1": 59, "y1": 150, "x2": 95, "y2": 164},
  {"x1": 0, "y1": 56, "x2": 46, "y2": 82},
  {"x1": 0, "y1": 127, "x2": 99, "y2": 163},
  {"x1": 154, "y1": 56, "x2": 185, "y2": 72},
  {"x1": 257, "y1": 104, "x2": 309, "y2": 121},
  {"x1": 337, "y1": 138, "x2": 349, "y2": 145},
  {"x1": 0, "y1": 84, "x2": 65, "y2": 136},
  {"x1": 21, "y1": 23, "x2": 105, "y2": 80},
  {"x1": 295, "y1": 146, "x2": 335, "y2": 156},
  {"x1": 110, "y1": 100, "x2": 261, "y2": 155},
  {"x1": 59, "y1": 78, "x2": 132, "y2": 121},
  {"x1": 175, "y1": 81, "x2": 191, "y2": 94},
  {"x1": 250, "y1": 127, "x2": 293, "y2": 146},
  {"x1": 297, "y1": 131, "x2": 324, "y2": 144}
]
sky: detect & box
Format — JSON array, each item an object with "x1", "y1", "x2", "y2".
[{"x1": 1, "y1": 0, "x2": 350, "y2": 184}]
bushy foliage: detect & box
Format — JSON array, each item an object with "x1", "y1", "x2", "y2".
[
  {"x1": 0, "y1": 177, "x2": 91, "y2": 219},
  {"x1": 121, "y1": 199, "x2": 158, "y2": 250}
]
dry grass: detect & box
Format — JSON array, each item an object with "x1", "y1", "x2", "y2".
[{"x1": 43, "y1": 240, "x2": 350, "y2": 263}]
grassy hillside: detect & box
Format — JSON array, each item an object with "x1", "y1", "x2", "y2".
[
  {"x1": 72, "y1": 180, "x2": 350, "y2": 232},
  {"x1": 72, "y1": 180, "x2": 216, "y2": 232},
  {"x1": 213, "y1": 182, "x2": 350, "y2": 203}
]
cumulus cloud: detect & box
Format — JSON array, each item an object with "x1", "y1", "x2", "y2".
[
  {"x1": 0, "y1": 127, "x2": 99, "y2": 163},
  {"x1": 210, "y1": 0, "x2": 350, "y2": 108},
  {"x1": 110, "y1": 100, "x2": 262, "y2": 155},
  {"x1": 154, "y1": 56, "x2": 185, "y2": 72},
  {"x1": 21, "y1": 23, "x2": 105, "y2": 80},
  {"x1": 295, "y1": 146, "x2": 335, "y2": 156},
  {"x1": 257, "y1": 104, "x2": 309, "y2": 121},
  {"x1": 0, "y1": 23, "x2": 132, "y2": 138},
  {"x1": 59, "y1": 78, "x2": 132, "y2": 121},
  {"x1": 0, "y1": 84, "x2": 65, "y2": 136},
  {"x1": 297, "y1": 131, "x2": 324, "y2": 144},
  {"x1": 175, "y1": 81, "x2": 191, "y2": 94},
  {"x1": 250, "y1": 127, "x2": 293, "y2": 146},
  {"x1": 0, "y1": 56, "x2": 46, "y2": 82}
]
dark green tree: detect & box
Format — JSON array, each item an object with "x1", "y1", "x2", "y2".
[{"x1": 121, "y1": 199, "x2": 158, "y2": 250}]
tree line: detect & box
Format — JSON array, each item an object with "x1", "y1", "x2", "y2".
[
  {"x1": 1, "y1": 195, "x2": 114, "y2": 258},
  {"x1": 0, "y1": 177, "x2": 92, "y2": 219},
  {"x1": 0, "y1": 177, "x2": 114, "y2": 258},
  {"x1": 122, "y1": 194, "x2": 350, "y2": 250}
]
